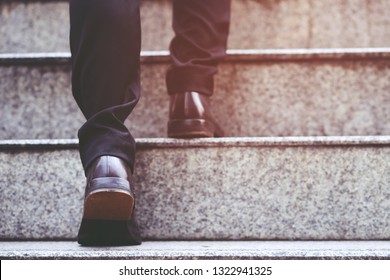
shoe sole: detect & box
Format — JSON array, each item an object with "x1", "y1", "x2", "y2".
[
  {"x1": 168, "y1": 119, "x2": 223, "y2": 138},
  {"x1": 77, "y1": 218, "x2": 142, "y2": 246}
]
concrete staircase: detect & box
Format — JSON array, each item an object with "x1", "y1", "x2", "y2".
[{"x1": 1, "y1": 0, "x2": 390, "y2": 260}]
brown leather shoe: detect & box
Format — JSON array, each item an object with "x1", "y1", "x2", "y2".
[
  {"x1": 168, "y1": 91, "x2": 224, "y2": 138},
  {"x1": 82, "y1": 155, "x2": 134, "y2": 221}
]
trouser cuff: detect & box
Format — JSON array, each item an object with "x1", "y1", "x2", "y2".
[
  {"x1": 166, "y1": 69, "x2": 214, "y2": 96},
  {"x1": 79, "y1": 131, "x2": 136, "y2": 175}
]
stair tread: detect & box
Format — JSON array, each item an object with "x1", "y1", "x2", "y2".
[
  {"x1": 1, "y1": 48, "x2": 390, "y2": 65},
  {"x1": 1, "y1": 136, "x2": 390, "y2": 150},
  {"x1": 1, "y1": 241, "x2": 390, "y2": 260}
]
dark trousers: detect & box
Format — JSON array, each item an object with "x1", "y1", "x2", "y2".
[{"x1": 70, "y1": 0, "x2": 231, "y2": 173}]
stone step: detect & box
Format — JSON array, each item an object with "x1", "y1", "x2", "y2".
[
  {"x1": 1, "y1": 136, "x2": 390, "y2": 240},
  {"x1": 1, "y1": 0, "x2": 390, "y2": 53},
  {"x1": 1, "y1": 49, "x2": 390, "y2": 139},
  {"x1": 2, "y1": 241, "x2": 390, "y2": 260}
]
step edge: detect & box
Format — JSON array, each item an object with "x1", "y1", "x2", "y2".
[
  {"x1": 1, "y1": 241, "x2": 390, "y2": 260},
  {"x1": 1, "y1": 136, "x2": 390, "y2": 151},
  {"x1": 1, "y1": 48, "x2": 390, "y2": 65}
]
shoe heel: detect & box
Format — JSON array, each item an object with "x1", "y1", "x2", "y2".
[
  {"x1": 83, "y1": 177, "x2": 134, "y2": 221},
  {"x1": 168, "y1": 119, "x2": 217, "y2": 138}
]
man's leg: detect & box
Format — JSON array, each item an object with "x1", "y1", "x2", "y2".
[
  {"x1": 69, "y1": 0, "x2": 141, "y2": 245},
  {"x1": 166, "y1": 0, "x2": 231, "y2": 138}
]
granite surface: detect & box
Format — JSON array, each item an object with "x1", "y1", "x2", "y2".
[
  {"x1": 2, "y1": 241, "x2": 390, "y2": 260},
  {"x1": 231, "y1": 0, "x2": 390, "y2": 49},
  {"x1": 0, "y1": 139, "x2": 390, "y2": 240},
  {"x1": 1, "y1": 57, "x2": 390, "y2": 139},
  {"x1": 1, "y1": 0, "x2": 390, "y2": 53},
  {"x1": 0, "y1": 64, "x2": 82, "y2": 139},
  {"x1": 2, "y1": 135, "x2": 390, "y2": 149},
  {"x1": 3, "y1": 48, "x2": 390, "y2": 64}
]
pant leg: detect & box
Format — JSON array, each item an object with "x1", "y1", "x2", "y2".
[
  {"x1": 69, "y1": 0, "x2": 141, "y2": 173},
  {"x1": 166, "y1": 0, "x2": 231, "y2": 96}
]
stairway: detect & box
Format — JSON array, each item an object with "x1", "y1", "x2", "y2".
[{"x1": 1, "y1": 0, "x2": 390, "y2": 260}]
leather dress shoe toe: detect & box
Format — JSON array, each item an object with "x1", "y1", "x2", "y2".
[{"x1": 168, "y1": 91, "x2": 224, "y2": 138}]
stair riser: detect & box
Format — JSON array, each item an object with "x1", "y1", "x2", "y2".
[
  {"x1": 1, "y1": 144, "x2": 390, "y2": 240},
  {"x1": 1, "y1": 59, "x2": 390, "y2": 139},
  {"x1": 1, "y1": 0, "x2": 390, "y2": 53}
]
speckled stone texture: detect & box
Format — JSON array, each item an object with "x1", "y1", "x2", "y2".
[
  {"x1": 1, "y1": 0, "x2": 390, "y2": 53},
  {"x1": 231, "y1": 0, "x2": 390, "y2": 49},
  {"x1": 0, "y1": 0, "x2": 173, "y2": 53},
  {"x1": 1, "y1": 138, "x2": 390, "y2": 240},
  {"x1": 0, "y1": 64, "x2": 81, "y2": 139},
  {"x1": 1, "y1": 57, "x2": 390, "y2": 139},
  {"x1": 2, "y1": 241, "x2": 390, "y2": 260},
  {"x1": 0, "y1": 149, "x2": 84, "y2": 239}
]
